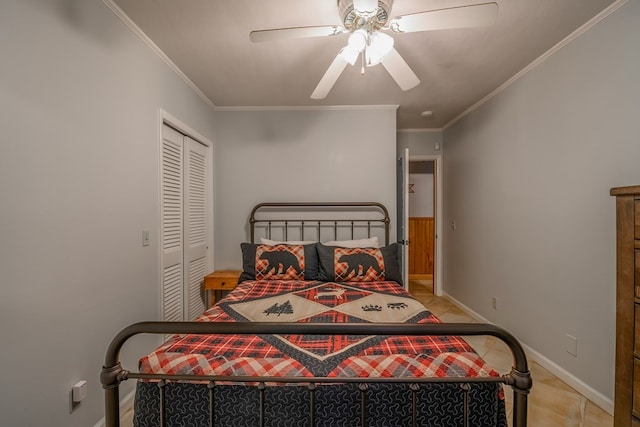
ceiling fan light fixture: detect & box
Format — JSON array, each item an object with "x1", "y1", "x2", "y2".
[
  {"x1": 347, "y1": 29, "x2": 367, "y2": 52},
  {"x1": 365, "y1": 32, "x2": 394, "y2": 66},
  {"x1": 353, "y1": 0, "x2": 379, "y2": 18},
  {"x1": 340, "y1": 29, "x2": 367, "y2": 65},
  {"x1": 339, "y1": 46, "x2": 360, "y2": 65}
]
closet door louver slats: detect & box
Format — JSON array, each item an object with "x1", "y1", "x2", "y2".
[
  {"x1": 184, "y1": 137, "x2": 207, "y2": 320},
  {"x1": 161, "y1": 125, "x2": 185, "y2": 321},
  {"x1": 163, "y1": 264, "x2": 183, "y2": 322},
  {"x1": 187, "y1": 257, "x2": 207, "y2": 320}
]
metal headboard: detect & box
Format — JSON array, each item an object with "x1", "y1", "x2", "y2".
[{"x1": 249, "y1": 202, "x2": 390, "y2": 245}]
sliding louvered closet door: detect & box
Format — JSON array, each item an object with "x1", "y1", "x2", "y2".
[{"x1": 161, "y1": 124, "x2": 210, "y2": 321}]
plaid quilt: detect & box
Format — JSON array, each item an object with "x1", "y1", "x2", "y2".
[{"x1": 139, "y1": 280, "x2": 501, "y2": 382}]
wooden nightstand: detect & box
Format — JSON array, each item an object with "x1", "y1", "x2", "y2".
[{"x1": 203, "y1": 270, "x2": 241, "y2": 307}]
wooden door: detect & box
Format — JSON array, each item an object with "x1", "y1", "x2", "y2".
[{"x1": 408, "y1": 217, "x2": 434, "y2": 279}]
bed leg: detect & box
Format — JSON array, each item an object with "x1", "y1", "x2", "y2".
[
  {"x1": 101, "y1": 362, "x2": 126, "y2": 427},
  {"x1": 103, "y1": 383, "x2": 120, "y2": 427},
  {"x1": 513, "y1": 391, "x2": 528, "y2": 427},
  {"x1": 510, "y1": 368, "x2": 532, "y2": 427}
]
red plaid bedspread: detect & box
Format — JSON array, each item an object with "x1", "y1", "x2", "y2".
[{"x1": 139, "y1": 280, "x2": 500, "y2": 381}]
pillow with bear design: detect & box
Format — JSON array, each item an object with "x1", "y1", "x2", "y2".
[
  {"x1": 316, "y1": 243, "x2": 402, "y2": 285},
  {"x1": 239, "y1": 243, "x2": 319, "y2": 283}
]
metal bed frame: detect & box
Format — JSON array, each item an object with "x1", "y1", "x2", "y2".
[{"x1": 101, "y1": 202, "x2": 532, "y2": 427}]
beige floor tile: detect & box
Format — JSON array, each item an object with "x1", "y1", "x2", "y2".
[
  {"x1": 438, "y1": 311, "x2": 476, "y2": 323},
  {"x1": 462, "y1": 334, "x2": 497, "y2": 357},
  {"x1": 121, "y1": 407, "x2": 133, "y2": 427},
  {"x1": 482, "y1": 344, "x2": 515, "y2": 373},
  {"x1": 527, "y1": 378, "x2": 583, "y2": 426},
  {"x1": 582, "y1": 400, "x2": 613, "y2": 427},
  {"x1": 529, "y1": 362, "x2": 581, "y2": 396}
]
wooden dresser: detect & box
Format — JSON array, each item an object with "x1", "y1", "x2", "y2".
[{"x1": 611, "y1": 185, "x2": 640, "y2": 426}]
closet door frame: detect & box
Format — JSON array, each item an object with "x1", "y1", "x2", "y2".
[{"x1": 158, "y1": 109, "x2": 214, "y2": 320}]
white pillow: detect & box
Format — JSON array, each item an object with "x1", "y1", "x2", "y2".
[
  {"x1": 260, "y1": 238, "x2": 316, "y2": 246},
  {"x1": 322, "y1": 236, "x2": 380, "y2": 248}
]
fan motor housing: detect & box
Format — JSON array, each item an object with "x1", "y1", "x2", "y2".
[{"x1": 339, "y1": 0, "x2": 394, "y2": 31}]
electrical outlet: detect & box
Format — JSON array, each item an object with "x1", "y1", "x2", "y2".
[
  {"x1": 69, "y1": 379, "x2": 87, "y2": 413},
  {"x1": 491, "y1": 297, "x2": 498, "y2": 310},
  {"x1": 565, "y1": 334, "x2": 577, "y2": 357}
]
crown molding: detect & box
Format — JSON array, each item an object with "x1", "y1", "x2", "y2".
[
  {"x1": 214, "y1": 105, "x2": 399, "y2": 112},
  {"x1": 397, "y1": 128, "x2": 443, "y2": 133}
]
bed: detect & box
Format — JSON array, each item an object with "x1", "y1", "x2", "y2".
[{"x1": 101, "y1": 202, "x2": 531, "y2": 427}]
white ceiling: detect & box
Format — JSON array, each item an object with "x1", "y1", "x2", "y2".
[{"x1": 111, "y1": 0, "x2": 616, "y2": 129}]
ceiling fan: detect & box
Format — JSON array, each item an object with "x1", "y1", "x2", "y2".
[{"x1": 250, "y1": 0, "x2": 498, "y2": 99}]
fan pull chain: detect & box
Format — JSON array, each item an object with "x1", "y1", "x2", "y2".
[{"x1": 360, "y1": 53, "x2": 365, "y2": 75}]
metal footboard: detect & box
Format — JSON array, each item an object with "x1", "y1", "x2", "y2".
[{"x1": 101, "y1": 322, "x2": 532, "y2": 427}]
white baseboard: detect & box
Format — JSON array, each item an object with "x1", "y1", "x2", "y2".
[
  {"x1": 443, "y1": 292, "x2": 614, "y2": 415},
  {"x1": 93, "y1": 388, "x2": 136, "y2": 427}
]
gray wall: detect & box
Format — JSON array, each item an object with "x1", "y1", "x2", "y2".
[
  {"x1": 213, "y1": 108, "x2": 398, "y2": 269},
  {"x1": 397, "y1": 129, "x2": 443, "y2": 156},
  {"x1": 442, "y1": 0, "x2": 640, "y2": 406},
  {"x1": 0, "y1": 1, "x2": 216, "y2": 425}
]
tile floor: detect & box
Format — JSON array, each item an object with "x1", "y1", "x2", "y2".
[{"x1": 119, "y1": 280, "x2": 614, "y2": 426}]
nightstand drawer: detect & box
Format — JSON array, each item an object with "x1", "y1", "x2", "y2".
[
  {"x1": 203, "y1": 270, "x2": 241, "y2": 307},
  {"x1": 205, "y1": 276, "x2": 236, "y2": 290}
]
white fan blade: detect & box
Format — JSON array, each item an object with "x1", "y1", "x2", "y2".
[
  {"x1": 311, "y1": 54, "x2": 349, "y2": 99},
  {"x1": 250, "y1": 25, "x2": 344, "y2": 43},
  {"x1": 380, "y1": 48, "x2": 420, "y2": 91},
  {"x1": 389, "y1": 2, "x2": 498, "y2": 33}
]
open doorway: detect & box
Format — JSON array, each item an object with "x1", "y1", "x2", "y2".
[{"x1": 408, "y1": 158, "x2": 439, "y2": 294}]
